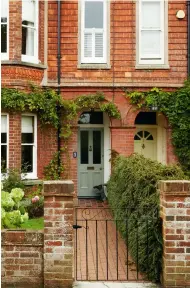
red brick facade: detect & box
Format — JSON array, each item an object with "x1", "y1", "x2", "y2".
[{"x1": 1, "y1": 0, "x2": 188, "y2": 193}]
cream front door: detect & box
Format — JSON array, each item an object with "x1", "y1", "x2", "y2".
[{"x1": 134, "y1": 128, "x2": 157, "y2": 161}]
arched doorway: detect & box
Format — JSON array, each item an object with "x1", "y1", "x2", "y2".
[
  {"x1": 78, "y1": 111, "x2": 110, "y2": 198},
  {"x1": 134, "y1": 112, "x2": 166, "y2": 163}
]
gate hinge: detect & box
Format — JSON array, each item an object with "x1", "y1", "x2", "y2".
[{"x1": 73, "y1": 224, "x2": 82, "y2": 229}]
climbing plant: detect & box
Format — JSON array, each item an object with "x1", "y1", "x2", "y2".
[
  {"x1": 125, "y1": 80, "x2": 190, "y2": 174},
  {"x1": 1, "y1": 86, "x2": 120, "y2": 179}
]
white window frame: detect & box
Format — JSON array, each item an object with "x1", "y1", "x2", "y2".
[
  {"x1": 21, "y1": 114, "x2": 37, "y2": 179},
  {"x1": 81, "y1": 0, "x2": 107, "y2": 64},
  {"x1": 1, "y1": 114, "x2": 9, "y2": 176},
  {"x1": 21, "y1": 0, "x2": 39, "y2": 64},
  {"x1": 1, "y1": 0, "x2": 9, "y2": 60},
  {"x1": 136, "y1": 0, "x2": 169, "y2": 68}
]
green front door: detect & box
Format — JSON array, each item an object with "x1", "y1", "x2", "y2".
[{"x1": 78, "y1": 128, "x2": 104, "y2": 197}]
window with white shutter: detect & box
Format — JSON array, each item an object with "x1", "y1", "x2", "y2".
[
  {"x1": 22, "y1": 0, "x2": 38, "y2": 63},
  {"x1": 1, "y1": 114, "x2": 9, "y2": 172},
  {"x1": 21, "y1": 115, "x2": 37, "y2": 179},
  {"x1": 81, "y1": 0, "x2": 107, "y2": 64},
  {"x1": 1, "y1": 0, "x2": 9, "y2": 60},
  {"x1": 137, "y1": 0, "x2": 168, "y2": 66}
]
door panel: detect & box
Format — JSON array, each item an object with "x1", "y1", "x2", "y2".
[
  {"x1": 78, "y1": 129, "x2": 104, "y2": 197},
  {"x1": 134, "y1": 128, "x2": 157, "y2": 161}
]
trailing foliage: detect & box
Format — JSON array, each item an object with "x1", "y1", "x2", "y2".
[
  {"x1": 44, "y1": 152, "x2": 64, "y2": 180},
  {"x1": 2, "y1": 87, "x2": 120, "y2": 179},
  {"x1": 107, "y1": 154, "x2": 186, "y2": 282},
  {"x1": 126, "y1": 80, "x2": 190, "y2": 173}
]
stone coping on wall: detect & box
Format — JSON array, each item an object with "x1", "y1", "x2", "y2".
[
  {"x1": 159, "y1": 180, "x2": 190, "y2": 195},
  {"x1": 43, "y1": 180, "x2": 74, "y2": 196},
  {"x1": 1, "y1": 230, "x2": 44, "y2": 246}
]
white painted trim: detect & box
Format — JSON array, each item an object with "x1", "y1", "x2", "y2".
[
  {"x1": 1, "y1": 113, "x2": 9, "y2": 174},
  {"x1": 80, "y1": 0, "x2": 108, "y2": 64},
  {"x1": 21, "y1": 114, "x2": 37, "y2": 179},
  {"x1": 136, "y1": 0, "x2": 168, "y2": 67},
  {"x1": 21, "y1": 0, "x2": 39, "y2": 64},
  {"x1": 1, "y1": 0, "x2": 9, "y2": 60},
  {"x1": 77, "y1": 112, "x2": 111, "y2": 196}
]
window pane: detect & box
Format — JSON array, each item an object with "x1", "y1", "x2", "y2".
[
  {"x1": 85, "y1": 1, "x2": 103, "y2": 28},
  {"x1": 22, "y1": 145, "x2": 33, "y2": 172},
  {"x1": 141, "y1": 2, "x2": 160, "y2": 29},
  {"x1": 22, "y1": 0, "x2": 35, "y2": 23},
  {"x1": 22, "y1": 22, "x2": 35, "y2": 56},
  {"x1": 135, "y1": 112, "x2": 157, "y2": 125},
  {"x1": 1, "y1": 0, "x2": 8, "y2": 18},
  {"x1": 81, "y1": 131, "x2": 89, "y2": 164},
  {"x1": 141, "y1": 30, "x2": 160, "y2": 56},
  {"x1": 78, "y1": 112, "x2": 103, "y2": 124},
  {"x1": 93, "y1": 131, "x2": 101, "y2": 164},
  {"x1": 22, "y1": 116, "x2": 34, "y2": 133},
  {"x1": 1, "y1": 115, "x2": 7, "y2": 132},
  {"x1": 22, "y1": 133, "x2": 34, "y2": 143},
  {"x1": 1, "y1": 24, "x2": 7, "y2": 53},
  {"x1": 1, "y1": 133, "x2": 7, "y2": 143},
  {"x1": 1, "y1": 145, "x2": 7, "y2": 171}
]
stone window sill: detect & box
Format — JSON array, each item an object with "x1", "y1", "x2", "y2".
[
  {"x1": 135, "y1": 64, "x2": 170, "y2": 70},
  {"x1": 78, "y1": 63, "x2": 111, "y2": 70},
  {"x1": 1, "y1": 60, "x2": 47, "y2": 69}
]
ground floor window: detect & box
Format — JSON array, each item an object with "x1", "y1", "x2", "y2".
[
  {"x1": 1, "y1": 114, "x2": 8, "y2": 172},
  {"x1": 21, "y1": 114, "x2": 37, "y2": 178}
]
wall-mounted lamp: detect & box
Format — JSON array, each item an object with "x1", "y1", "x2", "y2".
[{"x1": 176, "y1": 10, "x2": 185, "y2": 19}]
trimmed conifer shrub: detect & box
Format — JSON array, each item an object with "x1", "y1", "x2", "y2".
[{"x1": 107, "y1": 154, "x2": 186, "y2": 282}]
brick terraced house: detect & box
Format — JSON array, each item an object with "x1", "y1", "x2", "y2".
[{"x1": 1, "y1": 0, "x2": 189, "y2": 197}]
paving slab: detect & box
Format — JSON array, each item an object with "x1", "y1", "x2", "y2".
[{"x1": 73, "y1": 281, "x2": 161, "y2": 288}]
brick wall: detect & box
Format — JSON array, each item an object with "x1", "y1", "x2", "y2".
[
  {"x1": 160, "y1": 180, "x2": 190, "y2": 288},
  {"x1": 43, "y1": 181, "x2": 74, "y2": 288},
  {"x1": 1, "y1": 181, "x2": 74, "y2": 288},
  {"x1": 1, "y1": 231, "x2": 44, "y2": 288},
  {"x1": 47, "y1": 0, "x2": 187, "y2": 86}
]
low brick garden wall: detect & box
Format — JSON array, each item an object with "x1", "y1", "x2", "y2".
[
  {"x1": 1, "y1": 180, "x2": 74, "y2": 288},
  {"x1": 2, "y1": 231, "x2": 44, "y2": 288}
]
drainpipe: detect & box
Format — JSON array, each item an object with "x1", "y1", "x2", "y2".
[
  {"x1": 57, "y1": 0, "x2": 61, "y2": 175},
  {"x1": 188, "y1": 1, "x2": 190, "y2": 76}
]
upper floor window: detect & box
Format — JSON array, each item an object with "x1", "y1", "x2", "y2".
[
  {"x1": 1, "y1": 0, "x2": 9, "y2": 60},
  {"x1": 1, "y1": 114, "x2": 9, "y2": 172},
  {"x1": 22, "y1": 0, "x2": 38, "y2": 63},
  {"x1": 81, "y1": 0, "x2": 107, "y2": 64},
  {"x1": 137, "y1": 0, "x2": 168, "y2": 67},
  {"x1": 21, "y1": 115, "x2": 37, "y2": 179}
]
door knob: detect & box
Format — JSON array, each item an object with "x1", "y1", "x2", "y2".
[{"x1": 89, "y1": 146, "x2": 92, "y2": 151}]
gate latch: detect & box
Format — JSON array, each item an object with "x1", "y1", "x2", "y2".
[{"x1": 73, "y1": 224, "x2": 82, "y2": 229}]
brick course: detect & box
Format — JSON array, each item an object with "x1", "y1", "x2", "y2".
[{"x1": 160, "y1": 180, "x2": 190, "y2": 288}]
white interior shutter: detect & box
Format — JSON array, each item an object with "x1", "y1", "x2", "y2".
[
  {"x1": 139, "y1": 0, "x2": 164, "y2": 64},
  {"x1": 1, "y1": 0, "x2": 8, "y2": 18},
  {"x1": 84, "y1": 32, "x2": 93, "y2": 58},
  {"x1": 95, "y1": 33, "x2": 104, "y2": 58},
  {"x1": 1, "y1": 115, "x2": 7, "y2": 133},
  {"x1": 22, "y1": 0, "x2": 35, "y2": 22},
  {"x1": 22, "y1": 116, "x2": 33, "y2": 133}
]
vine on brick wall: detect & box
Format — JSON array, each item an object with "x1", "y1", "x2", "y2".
[
  {"x1": 2, "y1": 86, "x2": 120, "y2": 179},
  {"x1": 125, "y1": 80, "x2": 190, "y2": 174}
]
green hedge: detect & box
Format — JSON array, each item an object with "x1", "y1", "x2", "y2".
[{"x1": 107, "y1": 154, "x2": 186, "y2": 282}]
